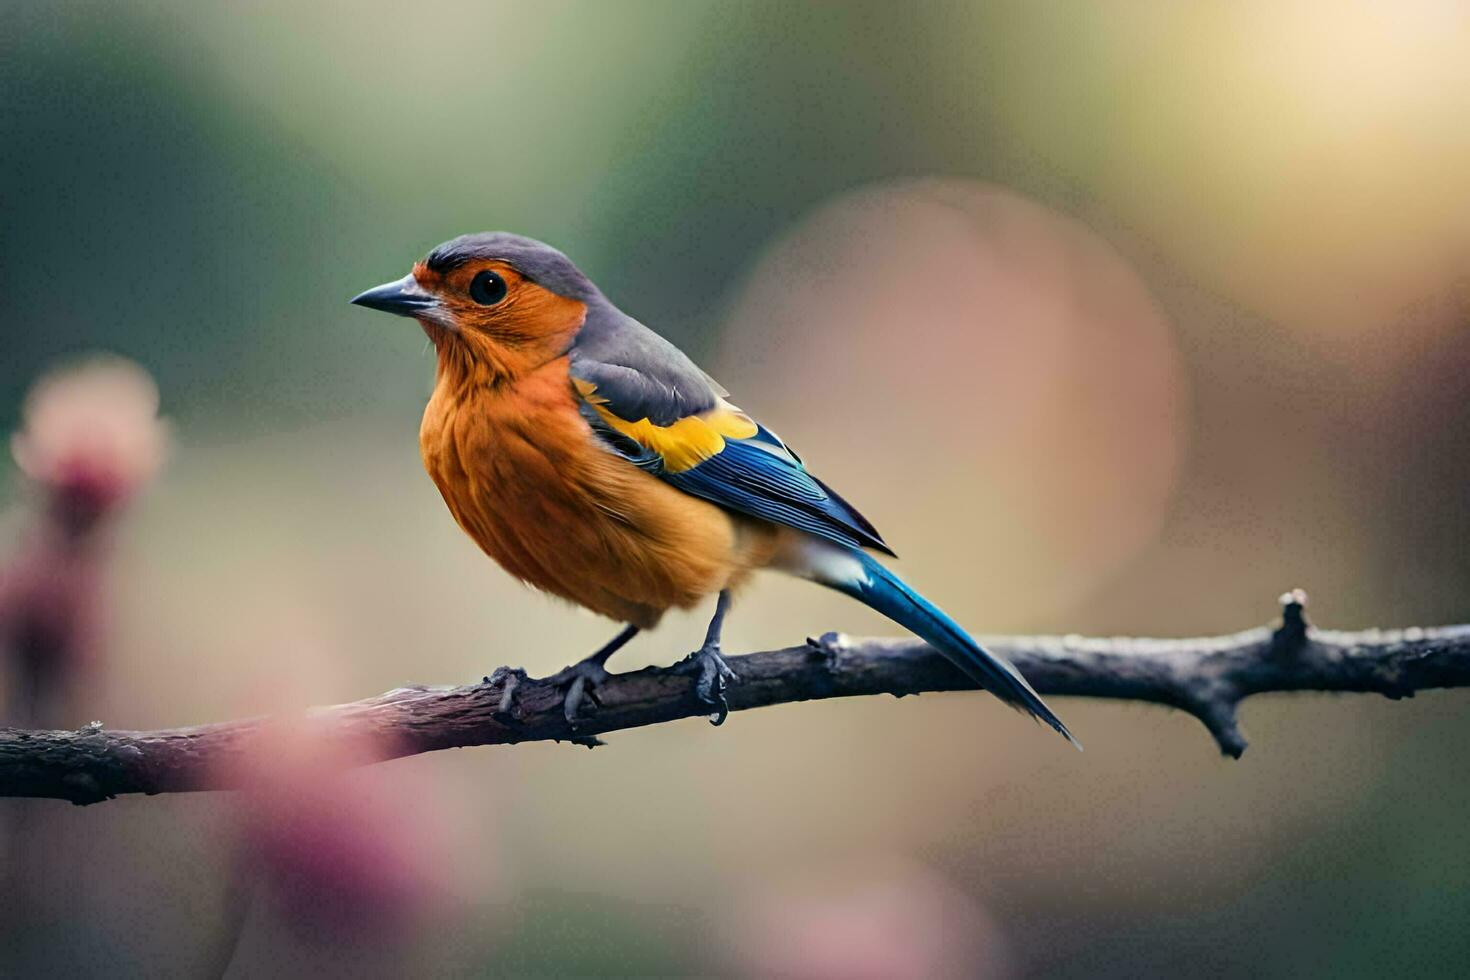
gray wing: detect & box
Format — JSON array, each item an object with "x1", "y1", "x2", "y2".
[
  {"x1": 569, "y1": 298, "x2": 726, "y2": 425},
  {"x1": 567, "y1": 297, "x2": 894, "y2": 556}
]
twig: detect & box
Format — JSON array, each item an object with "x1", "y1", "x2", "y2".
[{"x1": 2, "y1": 590, "x2": 1467, "y2": 805}]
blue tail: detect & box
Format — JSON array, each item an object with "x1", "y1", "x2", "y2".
[{"x1": 822, "y1": 548, "x2": 1080, "y2": 749}]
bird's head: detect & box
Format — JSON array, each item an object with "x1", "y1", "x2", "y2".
[{"x1": 352, "y1": 233, "x2": 598, "y2": 380}]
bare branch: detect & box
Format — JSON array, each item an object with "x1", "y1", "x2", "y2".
[{"x1": 3, "y1": 591, "x2": 1468, "y2": 805}]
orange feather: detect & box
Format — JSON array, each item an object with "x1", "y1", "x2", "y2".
[{"x1": 421, "y1": 346, "x2": 779, "y2": 628}]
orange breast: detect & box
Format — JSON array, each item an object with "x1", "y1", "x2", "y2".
[{"x1": 419, "y1": 356, "x2": 774, "y2": 627}]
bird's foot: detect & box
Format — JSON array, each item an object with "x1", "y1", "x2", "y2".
[
  {"x1": 677, "y1": 644, "x2": 740, "y2": 726},
  {"x1": 542, "y1": 657, "x2": 612, "y2": 728},
  {"x1": 486, "y1": 666, "x2": 528, "y2": 723}
]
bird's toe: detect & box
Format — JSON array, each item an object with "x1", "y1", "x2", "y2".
[
  {"x1": 486, "y1": 666, "x2": 528, "y2": 723},
  {"x1": 545, "y1": 659, "x2": 611, "y2": 729},
  {"x1": 687, "y1": 646, "x2": 739, "y2": 726}
]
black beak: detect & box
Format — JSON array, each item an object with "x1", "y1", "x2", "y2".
[{"x1": 350, "y1": 274, "x2": 439, "y2": 318}]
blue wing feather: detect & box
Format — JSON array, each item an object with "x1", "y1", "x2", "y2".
[
  {"x1": 666, "y1": 425, "x2": 895, "y2": 556},
  {"x1": 569, "y1": 314, "x2": 892, "y2": 554},
  {"x1": 582, "y1": 401, "x2": 894, "y2": 555}
]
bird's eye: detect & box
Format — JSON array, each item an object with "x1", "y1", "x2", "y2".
[{"x1": 468, "y1": 269, "x2": 508, "y2": 306}]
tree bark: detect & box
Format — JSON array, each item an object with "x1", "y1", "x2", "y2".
[{"x1": 3, "y1": 591, "x2": 1467, "y2": 805}]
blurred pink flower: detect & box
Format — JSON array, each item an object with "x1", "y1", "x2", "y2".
[
  {"x1": 10, "y1": 356, "x2": 169, "y2": 532},
  {"x1": 1, "y1": 356, "x2": 167, "y2": 712},
  {"x1": 729, "y1": 859, "x2": 1013, "y2": 980},
  {"x1": 224, "y1": 722, "x2": 467, "y2": 940}
]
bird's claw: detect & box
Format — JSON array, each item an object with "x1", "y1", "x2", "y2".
[
  {"x1": 685, "y1": 645, "x2": 739, "y2": 726},
  {"x1": 486, "y1": 666, "x2": 528, "y2": 723},
  {"x1": 545, "y1": 659, "x2": 611, "y2": 729}
]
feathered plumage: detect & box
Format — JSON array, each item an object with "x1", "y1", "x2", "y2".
[{"x1": 353, "y1": 232, "x2": 1077, "y2": 747}]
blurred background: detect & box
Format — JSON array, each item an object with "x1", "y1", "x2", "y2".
[{"x1": 1, "y1": 1, "x2": 1468, "y2": 976}]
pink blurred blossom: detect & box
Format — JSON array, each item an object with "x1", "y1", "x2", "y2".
[
  {"x1": 1, "y1": 356, "x2": 168, "y2": 713},
  {"x1": 10, "y1": 356, "x2": 169, "y2": 532},
  {"x1": 729, "y1": 859, "x2": 1013, "y2": 979},
  {"x1": 223, "y1": 721, "x2": 468, "y2": 940}
]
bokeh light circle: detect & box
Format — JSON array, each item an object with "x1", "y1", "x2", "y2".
[{"x1": 717, "y1": 179, "x2": 1187, "y2": 621}]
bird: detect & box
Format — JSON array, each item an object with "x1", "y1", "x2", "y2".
[{"x1": 352, "y1": 232, "x2": 1078, "y2": 747}]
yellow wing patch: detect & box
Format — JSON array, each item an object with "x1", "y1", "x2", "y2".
[{"x1": 574, "y1": 377, "x2": 757, "y2": 473}]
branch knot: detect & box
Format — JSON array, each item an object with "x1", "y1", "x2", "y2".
[{"x1": 1271, "y1": 588, "x2": 1310, "y2": 657}]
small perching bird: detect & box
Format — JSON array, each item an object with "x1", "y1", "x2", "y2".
[{"x1": 353, "y1": 233, "x2": 1077, "y2": 747}]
